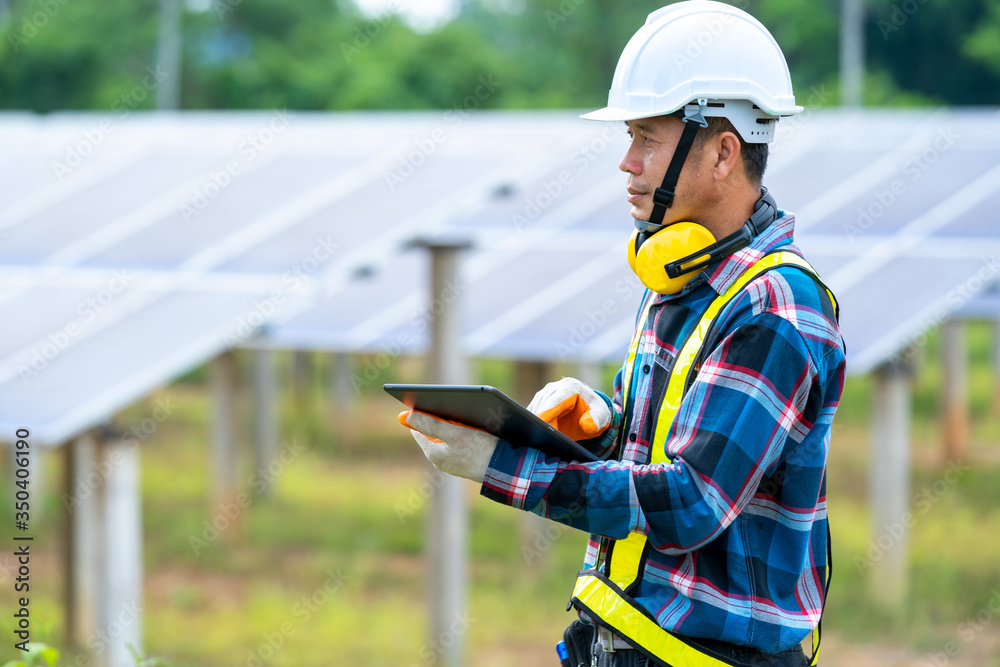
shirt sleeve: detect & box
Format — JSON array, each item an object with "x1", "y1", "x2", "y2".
[{"x1": 481, "y1": 310, "x2": 827, "y2": 552}]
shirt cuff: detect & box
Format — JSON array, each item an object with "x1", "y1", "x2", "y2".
[
  {"x1": 583, "y1": 390, "x2": 620, "y2": 459},
  {"x1": 480, "y1": 439, "x2": 556, "y2": 511}
]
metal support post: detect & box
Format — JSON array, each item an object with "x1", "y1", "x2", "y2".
[
  {"x1": 252, "y1": 348, "x2": 278, "y2": 496},
  {"x1": 514, "y1": 360, "x2": 553, "y2": 405},
  {"x1": 420, "y1": 238, "x2": 471, "y2": 667},
  {"x1": 64, "y1": 432, "x2": 99, "y2": 648},
  {"x1": 211, "y1": 351, "x2": 239, "y2": 513},
  {"x1": 869, "y1": 361, "x2": 913, "y2": 607},
  {"x1": 576, "y1": 360, "x2": 602, "y2": 393},
  {"x1": 514, "y1": 360, "x2": 555, "y2": 567},
  {"x1": 156, "y1": 0, "x2": 182, "y2": 110},
  {"x1": 942, "y1": 319, "x2": 968, "y2": 463},
  {"x1": 993, "y1": 320, "x2": 1000, "y2": 415},
  {"x1": 63, "y1": 429, "x2": 143, "y2": 667},
  {"x1": 292, "y1": 350, "x2": 311, "y2": 402},
  {"x1": 96, "y1": 437, "x2": 143, "y2": 667},
  {"x1": 330, "y1": 352, "x2": 353, "y2": 412},
  {"x1": 840, "y1": 0, "x2": 864, "y2": 107}
]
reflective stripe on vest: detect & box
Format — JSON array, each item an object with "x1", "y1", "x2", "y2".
[{"x1": 572, "y1": 251, "x2": 836, "y2": 667}]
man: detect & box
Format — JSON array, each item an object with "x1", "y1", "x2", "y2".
[{"x1": 399, "y1": 2, "x2": 846, "y2": 665}]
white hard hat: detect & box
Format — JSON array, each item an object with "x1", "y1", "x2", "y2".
[{"x1": 582, "y1": 0, "x2": 802, "y2": 143}]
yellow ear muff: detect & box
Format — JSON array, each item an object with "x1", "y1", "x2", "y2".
[
  {"x1": 627, "y1": 228, "x2": 641, "y2": 275},
  {"x1": 627, "y1": 222, "x2": 716, "y2": 294}
]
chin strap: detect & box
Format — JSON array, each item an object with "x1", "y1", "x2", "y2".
[{"x1": 649, "y1": 100, "x2": 708, "y2": 225}]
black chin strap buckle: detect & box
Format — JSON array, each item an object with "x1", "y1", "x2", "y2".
[{"x1": 652, "y1": 188, "x2": 675, "y2": 210}]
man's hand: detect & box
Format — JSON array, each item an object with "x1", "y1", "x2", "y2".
[
  {"x1": 527, "y1": 377, "x2": 611, "y2": 441},
  {"x1": 397, "y1": 410, "x2": 498, "y2": 483}
]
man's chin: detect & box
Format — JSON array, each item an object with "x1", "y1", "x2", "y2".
[{"x1": 629, "y1": 205, "x2": 651, "y2": 222}]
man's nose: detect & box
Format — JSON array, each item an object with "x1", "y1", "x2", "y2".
[{"x1": 619, "y1": 144, "x2": 641, "y2": 175}]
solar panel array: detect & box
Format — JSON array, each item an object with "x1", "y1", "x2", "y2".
[{"x1": 3, "y1": 108, "x2": 999, "y2": 445}]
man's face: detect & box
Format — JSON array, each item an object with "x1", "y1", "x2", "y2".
[{"x1": 620, "y1": 115, "x2": 707, "y2": 225}]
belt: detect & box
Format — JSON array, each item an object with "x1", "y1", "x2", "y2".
[{"x1": 597, "y1": 626, "x2": 634, "y2": 652}]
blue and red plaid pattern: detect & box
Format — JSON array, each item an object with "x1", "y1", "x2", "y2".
[{"x1": 481, "y1": 212, "x2": 846, "y2": 654}]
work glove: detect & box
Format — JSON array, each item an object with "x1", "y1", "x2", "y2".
[
  {"x1": 527, "y1": 377, "x2": 611, "y2": 441},
  {"x1": 398, "y1": 410, "x2": 498, "y2": 483}
]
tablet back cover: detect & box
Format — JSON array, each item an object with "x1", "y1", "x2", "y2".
[{"x1": 384, "y1": 384, "x2": 599, "y2": 463}]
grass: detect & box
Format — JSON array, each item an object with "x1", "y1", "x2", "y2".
[{"x1": 2, "y1": 324, "x2": 1000, "y2": 665}]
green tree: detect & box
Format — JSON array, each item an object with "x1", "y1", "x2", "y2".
[
  {"x1": 0, "y1": 0, "x2": 160, "y2": 111},
  {"x1": 1, "y1": 0, "x2": 998, "y2": 112},
  {"x1": 963, "y1": 0, "x2": 1000, "y2": 78}
]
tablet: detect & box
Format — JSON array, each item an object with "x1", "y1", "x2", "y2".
[{"x1": 384, "y1": 384, "x2": 600, "y2": 463}]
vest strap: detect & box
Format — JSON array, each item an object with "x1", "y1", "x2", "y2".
[{"x1": 572, "y1": 572, "x2": 742, "y2": 667}]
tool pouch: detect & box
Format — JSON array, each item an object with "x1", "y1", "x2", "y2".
[{"x1": 562, "y1": 619, "x2": 596, "y2": 667}]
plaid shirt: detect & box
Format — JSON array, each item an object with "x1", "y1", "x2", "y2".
[{"x1": 481, "y1": 211, "x2": 846, "y2": 654}]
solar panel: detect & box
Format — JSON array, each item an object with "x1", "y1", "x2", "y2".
[{"x1": 2, "y1": 109, "x2": 999, "y2": 445}]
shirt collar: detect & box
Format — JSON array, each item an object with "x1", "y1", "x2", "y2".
[{"x1": 703, "y1": 210, "x2": 797, "y2": 295}]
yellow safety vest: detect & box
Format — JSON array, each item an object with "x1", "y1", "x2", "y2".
[{"x1": 570, "y1": 251, "x2": 837, "y2": 667}]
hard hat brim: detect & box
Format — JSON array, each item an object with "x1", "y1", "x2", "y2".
[{"x1": 580, "y1": 106, "x2": 664, "y2": 122}]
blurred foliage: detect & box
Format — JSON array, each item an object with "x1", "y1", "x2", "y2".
[
  {"x1": 1, "y1": 643, "x2": 59, "y2": 667},
  {"x1": 1, "y1": 0, "x2": 999, "y2": 112}
]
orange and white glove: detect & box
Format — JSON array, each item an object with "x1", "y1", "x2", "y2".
[
  {"x1": 527, "y1": 377, "x2": 611, "y2": 441},
  {"x1": 397, "y1": 410, "x2": 498, "y2": 483}
]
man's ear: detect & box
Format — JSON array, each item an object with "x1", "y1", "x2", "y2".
[{"x1": 712, "y1": 131, "x2": 743, "y2": 182}]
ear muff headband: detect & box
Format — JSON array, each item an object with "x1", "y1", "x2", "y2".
[{"x1": 663, "y1": 188, "x2": 777, "y2": 279}]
